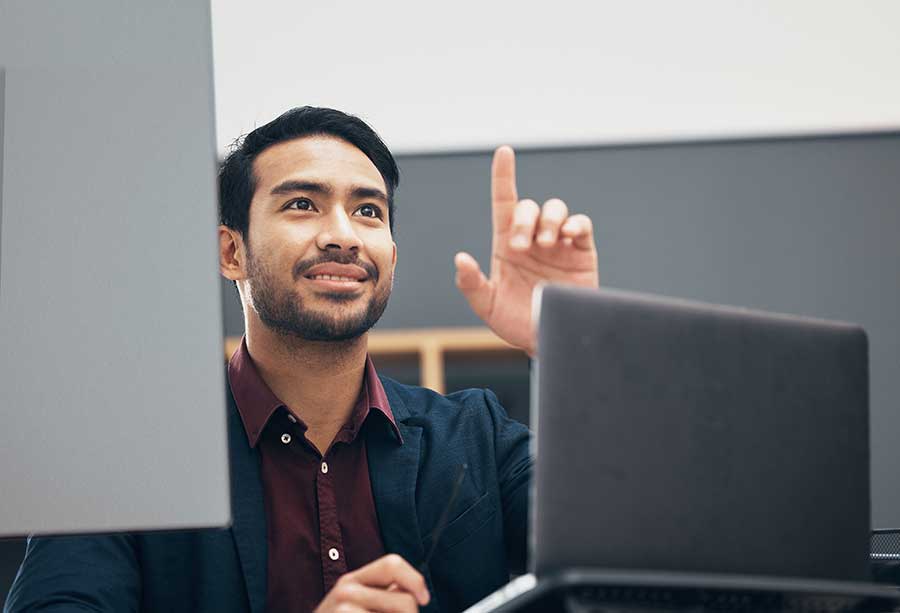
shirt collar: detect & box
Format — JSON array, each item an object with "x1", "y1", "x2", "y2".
[
  {"x1": 363, "y1": 351, "x2": 402, "y2": 443},
  {"x1": 227, "y1": 336, "x2": 402, "y2": 448}
]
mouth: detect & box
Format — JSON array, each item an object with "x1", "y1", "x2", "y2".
[
  {"x1": 302, "y1": 272, "x2": 367, "y2": 293},
  {"x1": 296, "y1": 260, "x2": 376, "y2": 294}
]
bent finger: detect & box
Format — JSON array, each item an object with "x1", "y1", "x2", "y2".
[
  {"x1": 333, "y1": 582, "x2": 418, "y2": 613},
  {"x1": 536, "y1": 198, "x2": 569, "y2": 247},
  {"x1": 348, "y1": 554, "x2": 430, "y2": 605},
  {"x1": 508, "y1": 199, "x2": 540, "y2": 250},
  {"x1": 331, "y1": 604, "x2": 368, "y2": 613},
  {"x1": 560, "y1": 213, "x2": 595, "y2": 250}
]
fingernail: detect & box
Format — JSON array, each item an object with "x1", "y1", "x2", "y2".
[
  {"x1": 539, "y1": 231, "x2": 554, "y2": 244},
  {"x1": 511, "y1": 235, "x2": 529, "y2": 248}
]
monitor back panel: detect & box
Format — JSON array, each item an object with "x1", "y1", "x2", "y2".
[
  {"x1": 0, "y1": 2, "x2": 230, "y2": 535},
  {"x1": 533, "y1": 286, "x2": 870, "y2": 581}
]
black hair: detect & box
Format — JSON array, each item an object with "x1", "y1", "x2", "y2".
[{"x1": 218, "y1": 106, "x2": 399, "y2": 235}]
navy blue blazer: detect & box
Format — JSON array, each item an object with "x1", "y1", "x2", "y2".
[{"x1": 5, "y1": 377, "x2": 532, "y2": 613}]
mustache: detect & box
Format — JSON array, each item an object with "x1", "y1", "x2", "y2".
[{"x1": 292, "y1": 252, "x2": 379, "y2": 282}]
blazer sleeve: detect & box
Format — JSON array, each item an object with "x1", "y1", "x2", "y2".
[
  {"x1": 4, "y1": 533, "x2": 141, "y2": 613},
  {"x1": 483, "y1": 389, "x2": 532, "y2": 575}
]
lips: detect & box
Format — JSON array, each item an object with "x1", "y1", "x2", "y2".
[{"x1": 301, "y1": 262, "x2": 370, "y2": 282}]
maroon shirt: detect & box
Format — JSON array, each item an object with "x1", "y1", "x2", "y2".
[{"x1": 228, "y1": 338, "x2": 402, "y2": 612}]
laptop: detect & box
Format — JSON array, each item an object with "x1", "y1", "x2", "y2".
[{"x1": 466, "y1": 285, "x2": 900, "y2": 612}]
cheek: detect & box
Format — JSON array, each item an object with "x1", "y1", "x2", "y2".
[
  {"x1": 370, "y1": 243, "x2": 395, "y2": 275},
  {"x1": 357, "y1": 227, "x2": 394, "y2": 263},
  {"x1": 258, "y1": 224, "x2": 318, "y2": 264}
]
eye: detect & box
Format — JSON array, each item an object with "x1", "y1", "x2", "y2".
[
  {"x1": 356, "y1": 204, "x2": 383, "y2": 219},
  {"x1": 285, "y1": 198, "x2": 315, "y2": 211}
]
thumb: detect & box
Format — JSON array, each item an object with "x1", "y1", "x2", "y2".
[{"x1": 454, "y1": 252, "x2": 493, "y2": 321}]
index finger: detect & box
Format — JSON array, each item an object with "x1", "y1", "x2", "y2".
[
  {"x1": 347, "y1": 554, "x2": 430, "y2": 605},
  {"x1": 491, "y1": 145, "x2": 518, "y2": 232}
]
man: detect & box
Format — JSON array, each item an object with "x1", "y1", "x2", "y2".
[{"x1": 6, "y1": 107, "x2": 598, "y2": 612}]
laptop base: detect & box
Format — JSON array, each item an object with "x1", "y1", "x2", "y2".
[{"x1": 464, "y1": 569, "x2": 900, "y2": 613}]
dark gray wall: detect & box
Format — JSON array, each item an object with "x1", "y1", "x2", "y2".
[{"x1": 223, "y1": 133, "x2": 900, "y2": 528}]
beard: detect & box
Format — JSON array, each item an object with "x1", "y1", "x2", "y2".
[{"x1": 244, "y1": 248, "x2": 391, "y2": 342}]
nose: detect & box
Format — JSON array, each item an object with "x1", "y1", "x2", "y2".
[{"x1": 315, "y1": 207, "x2": 363, "y2": 252}]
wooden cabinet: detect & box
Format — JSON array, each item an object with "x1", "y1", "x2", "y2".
[{"x1": 225, "y1": 327, "x2": 525, "y2": 395}]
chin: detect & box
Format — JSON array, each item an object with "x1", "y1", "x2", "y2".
[{"x1": 315, "y1": 291, "x2": 366, "y2": 303}]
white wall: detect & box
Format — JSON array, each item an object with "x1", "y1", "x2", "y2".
[{"x1": 211, "y1": 0, "x2": 900, "y2": 155}]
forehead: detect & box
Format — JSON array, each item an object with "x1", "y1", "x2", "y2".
[{"x1": 251, "y1": 135, "x2": 386, "y2": 194}]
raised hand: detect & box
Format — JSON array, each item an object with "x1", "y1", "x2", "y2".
[{"x1": 454, "y1": 146, "x2": 599, "y2": 356}]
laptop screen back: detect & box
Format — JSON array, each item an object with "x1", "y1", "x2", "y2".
[{"x1": 533, "y1": 286, "x2": 869, "y2": 581}]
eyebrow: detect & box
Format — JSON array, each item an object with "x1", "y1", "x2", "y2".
[{"x1": 269, "y1": 180, "x2": 387, "y2": 203}]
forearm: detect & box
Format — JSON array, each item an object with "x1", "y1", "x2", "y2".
[{"x1": 4, "y1": 534, "x2": 140, "y2": 613}]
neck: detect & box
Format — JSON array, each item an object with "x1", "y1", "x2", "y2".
[{"x1": 243, "y1": 315, "x2": 368, "y2": 452}]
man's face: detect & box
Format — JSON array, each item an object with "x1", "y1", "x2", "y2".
[{"x1": 237, "y1": 135, "x2": 396, "y2": 341}]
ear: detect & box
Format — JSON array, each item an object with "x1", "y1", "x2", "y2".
[
  {"x1": 391, "y1": 241, "x2": 397, "y2": 275},
  {"x1": 219, "y1": 225, "x2": 247, "y2": 281}
]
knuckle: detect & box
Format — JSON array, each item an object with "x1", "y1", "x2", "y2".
[
  {"x1": 542, "y1": 203, "x2": 567, "y2": 222},
  {"x1": 517, "y1": 199, "x2": 540, "y2": 213},
  {"x1": 335, "y1": 573, "x2": 353, "y2": 588},
  {"x1": 512, "y1": 210, "x2": 534, "y2": 223},
  {"x1": 544, "y1": 197, "x2": 568, "y2": 210},
  {"x1": 564, "y1": 214, "x2": 590, "y2": 231},
  {"x1": 333, "y1": 582, "x2": 358, "y2": 601},
  {"x1": 385, "y1": 553, "x2": 405, "y2": 570},
  {"x1": 512, "y1": 219, "x2": 534, "y2": 231}
]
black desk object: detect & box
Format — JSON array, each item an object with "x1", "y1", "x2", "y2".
[{"x1": 465, "y1": 569, "x2": 900, "y2": 613}]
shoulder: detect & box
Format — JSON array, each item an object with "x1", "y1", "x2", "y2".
[
  {"x1": 378, "y1": 375, "x2": 504, "y2": 423},
  {"x1": 377, "y1": 376, "x2": 530, "y2": 456}
]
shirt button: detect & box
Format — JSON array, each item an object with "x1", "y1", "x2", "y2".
[
  {"x1": 321, "y1": 461, "x2": 329, "y2": 474},
  {"x1": 280, "y1": 433, "x2": 291, "y2": 444},
  {"x1": 328, "y1": 547, "x2": 340, "y2": 561}
]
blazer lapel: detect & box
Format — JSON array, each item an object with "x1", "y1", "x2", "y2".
[
  {"x1": 367, "y1": 421, "x2": 425, "y2": 565},
  {"x1": 368, "y1": 380, "x2": 440, "y2": 610},
  {"x1": 226, "y1": 388, "x2": 268, "y2": 613}
]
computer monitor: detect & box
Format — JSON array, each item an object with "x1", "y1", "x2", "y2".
[{"x1": 0, "y1": 1, "x2": 230, "y2": 536}]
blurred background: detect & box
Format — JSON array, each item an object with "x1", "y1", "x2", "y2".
[{"x1": 3, "y1": 0, "x2": 900, "y2": 595}]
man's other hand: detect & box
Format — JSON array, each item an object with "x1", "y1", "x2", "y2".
[
  {"x1": 314, "y1": 553, "x2": 430, "y2": 612},
  {"x1": 454, "y1": 146, "x2": 600, "y2": 356}
]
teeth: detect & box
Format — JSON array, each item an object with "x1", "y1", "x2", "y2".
[{"x1": 310, "y1": 274, "x2": 359, "y2": 282}]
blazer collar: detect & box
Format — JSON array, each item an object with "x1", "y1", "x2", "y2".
[{"x1": 226, "y1": 383, "x2": 268, "y2": 613}]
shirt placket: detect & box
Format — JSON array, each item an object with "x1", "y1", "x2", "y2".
[{"x1": 317, "y1": 449, "x2": 348, "y2": 593}]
